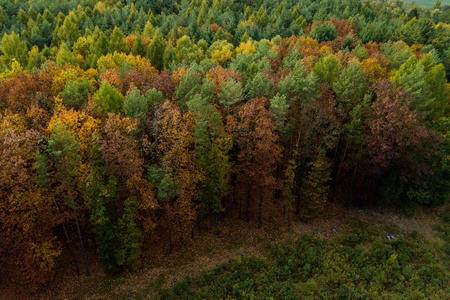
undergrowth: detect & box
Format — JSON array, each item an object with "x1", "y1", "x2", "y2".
[{"x1": 149, "y1": 223, "x2": 450, "y2": 299}]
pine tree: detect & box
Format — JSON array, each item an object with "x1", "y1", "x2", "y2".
[
  {"x1": 93, "y1": 82, "x2": 124, "y2": 115},
  {"x1": 109, "y1": 27, "x2": 127, "y2": 53},
  {"x1": 56, "y1": 42, "x2": 76, "y2": 66},
  {"x1": 147, "y1": 30, "x2": 166, "y2": 70},
  {"x1": 332, "y1": 60, "x2": 367, "y2": 113},
  {"x1": 132, "y1": 34, "x2": 146, "y2": 57}
]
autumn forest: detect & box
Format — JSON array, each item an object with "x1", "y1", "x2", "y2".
[{"x1": 0, "y1": 0, "x2": 449, "y2": 298}]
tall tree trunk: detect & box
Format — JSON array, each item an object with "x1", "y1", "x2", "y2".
[
  {"x1": 246, "y1": 184, "x2": 251, "y2": 222},
  {"x1": 232, "y1": 174, "x2": 237, "y2": 205},
  {"x1": 332, "y1": 139, "x2": 348, "y2": 202},
  {"x1": 167, "y1": 204, "x2": 173, "y2": 254},
  {"x1": 296, "y1": 128, "x2": 317, "y2": 215},
  {"x1": 53, "y1": 197, "x2": 80, "y2": 277},
  {"x1": 296, "y1": 172, "x2": 302, "y2": 215},
  {"x1": 287, "y1": 207, "x2": 291, "y2": 228},
  {"x1": 215, "y1": 212, "x2": 219, "y2": 236},
  {"x1": 238, "y1": 192, "x2": 242, "y2": 220},
  {"x1": 215, "y1": 212, "x2": 219, "y2": 228},
  {"x1": 275, "y1": 166, "x2": 280, "y2": 200},
  {"x1": 345, "y1": 160, "x2": 359, "y2": 208},
  {"x1": 257, "y1": 188, "x2": 263, "y2": 229},
  {"x1": 72, "y1": 207, "x2": 90, "y2": 276}
]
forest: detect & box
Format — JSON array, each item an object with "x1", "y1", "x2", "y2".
[{"x1": 0, "y1": 0, "x2": 449, "y2": 298}]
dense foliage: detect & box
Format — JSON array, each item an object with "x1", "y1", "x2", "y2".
[{"x1": 0, "y1": 0, "x2": 449, "y2": 294}]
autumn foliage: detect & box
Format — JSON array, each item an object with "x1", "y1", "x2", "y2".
[{"x1": 0, "y1": 0, "x2": 449, "y2": 295}]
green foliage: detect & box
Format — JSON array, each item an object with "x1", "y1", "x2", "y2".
[
  {"x1": 270, "y1": 93, "x2": 290, "y2": 133},
  {"x1": 193, "y1": 105, "x2": 231, "y2": 215},
  {"x1": 145, "y1": 88, "x2": 164, "y2": 112},
  {"x1": 57, "y1": 12, "x2": 79, "y2": 47},
  {"x1": 381, "y1": 41, "x2": 413, "y2": 70},
  {"x1": 332, "y1": 60, "x2": 367, "y2": 112},
  {"x1": 218, "y1": 79, "x2": 243, "y2": 106},
  {"x1": 93, "y1": 82, "x2": 124, "y2": 115},
  {"x1": 115, "y1": 197, "x2": 141, "y2": 272},
  {"x1": 0, "y1": 32, "x2": 28, "y2": 68},
  {"x1": 147, "y1": 30, "x2": 166, "y2": 70},
  {"x1": 61, "y1": 80, "x2": 91, "y2": 110},
  {"x1": 109, "y1": 27, "x2": 127, "y2": 54},
  {"x1": 390, "y1": 55, "x2": 446, "y2": 117},
  {"x1": 277, "y1": 61, "x2": 319, "y2": 103},
  {"x1": 56, "y1": 42, "x2": 76, "y2": 66},
  {"x1": 244, "y1": 71, "x2": 273, "y2": 99},
  {"x1": 175, "y1": 69, "x2": 202, "y2": 107},
  {"x1": 132, "y1": 35, "x2": 146, "y2": 57},
  {"x1": 156, "y1": 230, "x2": 450, "y2": 299},
  {"x1": 310, "y1": 23, "x2": 337, "y2": 43},
  {"x1": 124, "y1": 88, "x2": 148, "y2": 120},
  {"x1": 35, "y1": 120, "x2": 82, "y2": 207},
  {"x1": 89, "y1": 178, "x2": 142, "y2": 274},
  {"x1": 313, "y1": 54, "x2": 341, "y2": 85}
]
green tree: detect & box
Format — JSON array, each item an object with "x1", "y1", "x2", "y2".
[
  {"x1": 35, "y1": 120, "x2": 90, "y2": 276},
  {"x1": 277, "y1": 62, "x2": 319, "y2": 103},
  {"x1": 109, "y1": 27, "x2": 127, "y2": 53},
  {"x1": 245, "y1": 72, "x2": 273, "y2": 99},
  {"x1": 93, "y1": 82, "x2": 124, "y2": 115},
  {"x1": 124, "y1": 87, "x2": 148, "y2": 120},
  {"x1": 391, "y1": 56, "x2": 432, "y2": 113},
  {"x1": 62, "y1": 80, "x2": 91, "y2": 110},
  {"x1": 189, "y1": 98, "x2": 231, "y2": 227},
  {"x1": 0, "y1": 32, "x2": 28, "y2": 68},
  {"x1": 57, "y1": 12, "x2": 79, "y2": 47},
  {"x1": 218, "y1": 79, "x2": 243, "y2": 107},
  {"x1": 132, "y1": 35, "x2": 146, "y2": 57},
  {"x1": 56, "y1": 42, "x2": 76, "y2": 66},
  {"x1": 310, "y1": 23, "x2": 337, "y2": 42},
  {"x1": 313, "y1": 54, "x2": 341, "y2": 85},
  {"x1": 332, "y1": 60, "x2": 367, "y2": 112},
  {"x1": 270, "y1": 93, "x2": 290, "y2": 135},
  {"x1": 147, "y1": 30, "x2": 166, "y2": 70},
  {"x1": 143, "y1": 21, "x2": 155, "y2": 38},
  {"x1": 163, "y1": 42, "x2": 177, "y2": 69},
  {"x1": 175, "y1": 69, "x2": 202, "y2": 108}
]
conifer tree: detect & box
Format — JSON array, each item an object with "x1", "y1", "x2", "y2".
[
  {"x1": 93, "y1": 82, "x2": 124, "y2": 115},
  {"x1": 109, "y1": 27, "x2": 127, "y2": 53},
  {"x1": 147, "y1": 30, "x2": 166, "y2": 70},
  {"x1": 132, "y1": 34, "x2": 146, "y2": 57}
]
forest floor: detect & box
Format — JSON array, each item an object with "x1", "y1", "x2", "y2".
[{"x1": 6, "y1": 203, "x2": 446, "y2": 300}]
